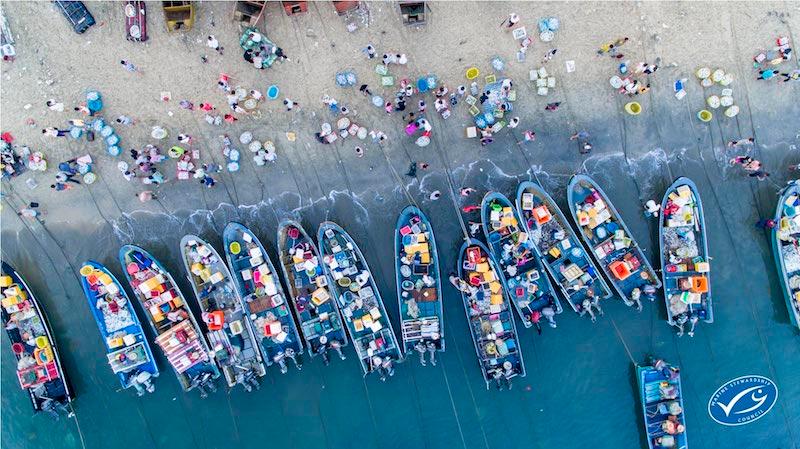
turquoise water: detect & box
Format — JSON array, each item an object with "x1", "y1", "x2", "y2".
[
  {"x1": 3, "y1": 143, "x2": 800, "y2": 448},
  {"x1": 2, "y1": 2, "x2": 799, "y2": 447}
]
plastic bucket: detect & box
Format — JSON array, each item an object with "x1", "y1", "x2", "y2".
[
  {"x1": 35, "y1": 336, "x2": 49, "y2": 349},
  {"x1": 466, "y1": 67, "x2": 479, "y2": 79},
  {"x1": 267, "y1": 85, "x2": 279, "y2": 100},
  {"x1": 697, "y1": 110, "x2": 713, "y2": 122},
  {"x1": 80, "y1": 265, "x2": 94, "y2": 276},
  {"x1": 624, "y1": 102, "x2": 642, "y2": 115},
  {"x1": 229, "y1": 241, "x2": 241, "y2": 255},
  {"x1": 168, "y1": 146, "x2": 185, "y2": 158}
]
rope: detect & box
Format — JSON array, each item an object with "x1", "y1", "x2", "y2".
[{"x1": 609, "y1": 318, "x2": 636, "y2": 364}]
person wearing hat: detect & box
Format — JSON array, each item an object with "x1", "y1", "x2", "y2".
[
  {"x1": 644, "y1": 199, "x2": 661, "y2": 218},
  {"x1": 504, "y1": 13, "x2": 520, "y2": 29},
  {"x1": 426, "y1": 336, "x2": 438, "y2": 366},
  {"x1": 414, "y1": 341, "x2": 427, "y2": 366}
]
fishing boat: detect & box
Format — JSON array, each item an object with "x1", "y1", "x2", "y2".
[
  {"x1": 659, "y1": 177, "x2": 712, "y2": 336},
  {"x1": 567, "y1": 174, "x2": 662, "y2": 310},
  {"x1": 636, "y1": 357, "x2": 688, "y2": 449},
  {"x1": 223, "y1": 222, "x2": 303, "y2": 373},
  {"x1": 516, "y1": 181, "x2": 612, "y2": 321},
  {"x1": 1, "y1": 262, "x2": 73, "y2": 416},
  {"x1": 318, "y1": 221, "x2": 402, "y2": 380},
  {"x1": 118, "y1": 245, "x2": 220, "y2": 397},
  {"x1": 773, "y1": 181, "x2": 800, "y2": 329},
  {"x1": 277, "y1": 219, "x2": 349, "y2": 365},
  {"x1": 180, "y1": 235, "x2": 266, "y2": 391},
  {"x1": 79, "y1": 260, "x2": 159, "y2": 395},
  {"x1": 394, "y1": 206, "x2": 444, "y2": 365},
  {"x1": 456, "y1": 239, "x2": 525, "y2": 390},
  {"x1": 480, "y1": 192, "x2": 562, "y2": 331}
]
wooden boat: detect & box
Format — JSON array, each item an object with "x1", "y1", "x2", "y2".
[
  {"x1": 180, "y1": 235, "x2": 266, "y2": 391},
  {"x1": 659, "y1": 177, "x2": 712, "y2": 335},
  {"x1": 480, "y1": 192, "x2": 562, "y2": 331},
  {"x1": 124, "y1": 0, "x2": 147, "y2": 42},
  {"x1": 223, "y1": 222, "x2": 303, "y2": 374},
  {"x1": 567, "y1": 174, "x2": 662, "y2": 310},
  {"x1": 772, "y1": 181, "x2": 800, "y2": 329},
  {"x1": 394, "y1": 206, "x2": 444, "y2": 365},
  {"x1": 456, "y1": 239, "x2": 525, "y2": 390},
  {"x1": 516, "y1": 181, "x2": 612, "y2": 320},
  {"x1": 79, "y1": 260, "x2": 159, "y2": 395},
  {"x1": 1, "y1": 262, "x2": 73, "y2": 416},
  {"x1": 636, "y1": 358, "x2": 688, "y2": 449},
  {"x1": 118, "y1": 245, "x2": 220, "y2": 396},
  {"x1": 277, "y1": 219, "x2": 349, "y2": 364},
  {"x1": 318, "y1": 221, "x2": 402, "y2": 379}
]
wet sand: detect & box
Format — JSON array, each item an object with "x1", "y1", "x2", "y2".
[{"x1": 1, "y1": 2, "x2": 799, "y2": 449}]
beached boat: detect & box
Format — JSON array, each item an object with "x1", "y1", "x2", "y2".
[
  {"x1": 1, "y1": 262, "x2": 73, "y2": 416},
  {"x1": 636, "y1": 358, "x2": 688, "y2": 449},
  {"x1": 480, "y1": 192, "x2": 562, "y2": 331},
  {"x1": 180, "y1": 235, "x2": 266, "y2": 391},
  {"x1": 118, "y1": 245, "x2": 220, "y2": 397},
  {"x1": 79, "y1": 260, "x2": 159, "y2": 395},
  {"x1": 772, "y1": 181, "x2": 800, "y2": 329},
  {"x1": 516, "y1": 181, "x2": 612, "y2": 320},
  {"x1": 223, "y1": 222, "x2": 303, "y2": 373},
  {"x1": 277, "y1": 219, "x2": 349, "y2": 365},
  {"x1": 456, "y1": 239, "x2": 525, "y2": 390},
  {"x1": 394, "y1": 206, "x2": 444, "y2": 365},
  {"x1": 318, "y1": 221, "x2": 402, "y2": 380},
  {"x1": 567, "y1": 175, "x2": 662, "y2": 310},
  {"x1": 659, "y1": 177, "x2": 712, "y2": 336}
]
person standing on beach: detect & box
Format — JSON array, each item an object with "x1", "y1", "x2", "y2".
[
  {"x1": 120, "y1": 60, "x2": 142, "y2": 74},
  {"x1": 137, "y1": 190, "x2": 157, "y2": 202},
  {"x1": 207, "y1": 36, "x2": 223, "y2": 55}
]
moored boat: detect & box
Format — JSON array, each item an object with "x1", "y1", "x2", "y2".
[
  {"x1": 659, "y1": 177, "x2": 712, "y2": 336},
  {"x1": 567, "y1": 174, "x2": 662, "y2": 310},
  {"x1": 79, "y1": 260, "x2": 159, "y2": 395},
  {"x1": 180, "y1": 235, "x2": 266, "y2": 391},
  {"x1": 277, "y1": 219, "x2": 349, "y2": 365},
  {"x1": 516, "y1": 181, "x2": 612, "y2": 321},
  {"x1": 223, "y1": 222, "x2": 303, "y2": 374},
  {"x1": 1, "y1": 262, "x2": 73, "y2": 416},
  {"x1": 318, "y1": 221, "x2": 402, "y2": 380},
  {"x1": 772, "y1": 181, "x2": 800, "y2": 329},
  {"x1": 480, "y1": 192, "x2": 562, "y2": 332},
  {"x1": 771, "y1": 181, "x2": 800, "y2": 327},
  {"x1": 118, "y1": 245, "x2": 220, "y2": 397},
  {"x1": 636, "y1": 357, "x2": 688, "y2": 449},
  {"x1": 394, "y1": 206, "x2": 444, "y2": 366},
  {"x1": 456, "y1": 239, "x2": 525, "y2": 390}
]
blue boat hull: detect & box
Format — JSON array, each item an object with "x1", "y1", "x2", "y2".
[
  {"x1": 394, "y1": 206, "x2": 445, "y2": 355},
  {"x1": 277, "y1": 219, "x2": 350, "y2": 361},
  {"x1": 567, "y1": 174, "x2": 661, "y2": 306},
  {"x1": 318, "y1": 221, "x2": 403, "y2": 377},
  {"x1": 1, "y1": 261, "x2": 73, "y2": 414},
  {"x1": 180, "y1": 235, "x2": 266, "y2": 389},
  {"x1": 636, "y1": 360, "x2": 688, "y2": 449},
  {"x1": 118, "y1": 245, "x2": 220, "y2": 394},
  {"x1": 658, "y1": 177, "x2": 712, "y2": 328},
  {"x1": 223, "y1": 222, "x2": 304, "y2": 372},
  {"x1": 79, "y1": 260, "x2": 159, "y2": 393},
  {"x1": 457, "y1": 239, "x2": 526, "y2": 389},
  {"x1": 771, "y1": 181, "x2": 800, "y2": 329},
  {"x1": 516, "y1": 181, "x2": 612, "y2": 315},
  {"x1": 480, "y1": 191, "x2": 562, "y2": 329}
]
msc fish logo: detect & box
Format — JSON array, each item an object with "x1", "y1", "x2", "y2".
[{"x1": 708, "y1": 376, "x2": 778, "y2": 426}]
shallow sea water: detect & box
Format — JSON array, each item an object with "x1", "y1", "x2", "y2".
[{"x1": 3, "y1": 122, "x2": 800, "y2": 449}]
